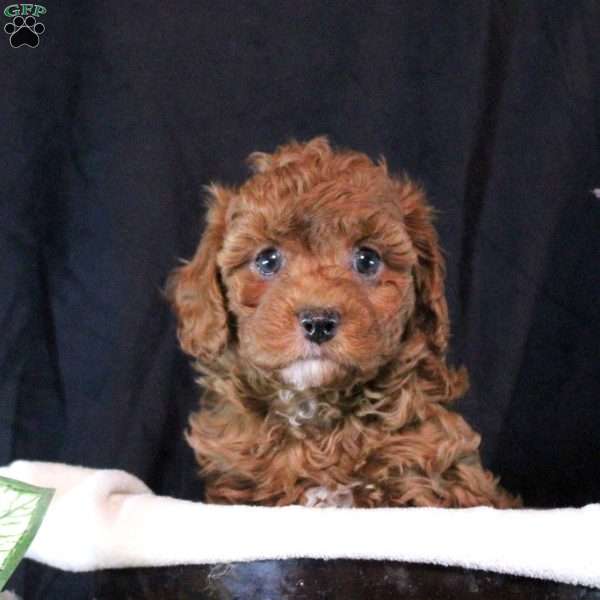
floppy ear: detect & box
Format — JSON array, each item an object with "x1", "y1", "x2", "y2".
[
  {"x1": 167, "y1": 185, "x2": 232, "y2": 363},
  {"x1": 396, "y1": 178, "x2": 449, "y2": 355}
]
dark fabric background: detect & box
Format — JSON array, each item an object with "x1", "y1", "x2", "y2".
[{"x1": 1, "y1": 2, "x2": 599, "y2": 597}]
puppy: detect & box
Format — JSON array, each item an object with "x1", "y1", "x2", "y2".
[{"x1": 169, "y1": 137, "x2": 519, "y2": 509}]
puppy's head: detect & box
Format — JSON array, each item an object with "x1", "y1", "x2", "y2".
[{"x1": 169, "y1": 137, "x2": 448, "y2": 391}]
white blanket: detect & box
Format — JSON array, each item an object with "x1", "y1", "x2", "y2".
[{"x1": 1, "y1": 460, "x2": 598, "y2": 588}]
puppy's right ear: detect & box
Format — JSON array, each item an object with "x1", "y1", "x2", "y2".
[{"x1": 167, "y1": 185, "x2": 232, "y2": 363}]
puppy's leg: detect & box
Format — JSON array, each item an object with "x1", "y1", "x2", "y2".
[
  {"x1": 379, "y1": 409, "x2": 521, "y2": 508},
  {"x1": 302, "y1": 484, "x2": 356, "y2": 508}
]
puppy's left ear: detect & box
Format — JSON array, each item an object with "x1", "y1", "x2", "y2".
[
  {"x1": 167, "y1": 185, "x2": 232, "y2": 363},
  {"x1": 395, "y1": 178, "x2": 449, "y2": 355}
]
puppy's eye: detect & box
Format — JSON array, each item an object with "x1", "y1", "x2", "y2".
[
  {"x1": 353, "y1": 247, "x2": 382, "y2": 277},
  {"x1": 254, "y1": 247, "x2": 282, "y2": 277}
]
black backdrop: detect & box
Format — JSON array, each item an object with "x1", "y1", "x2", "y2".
[{"x1": 1, "y1": 2, "x2": 599, "y2": 597}]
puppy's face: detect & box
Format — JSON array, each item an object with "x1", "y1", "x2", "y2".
[
  {"x1": 220, "y1": 183, "x2": 417, "y2": 389},
  {"x1": 170, "y1": 138, "x2": 447, "y2": 391}
]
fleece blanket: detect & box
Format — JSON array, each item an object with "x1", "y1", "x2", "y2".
[{"x1": 0, "y1": 461, "x2": 598, "y2": 588}]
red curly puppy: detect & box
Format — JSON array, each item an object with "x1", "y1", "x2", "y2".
[{"x1": 169, "y1": 137, "x2": 519, "y2": 509}]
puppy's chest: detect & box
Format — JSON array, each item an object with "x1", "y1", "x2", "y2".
[{"x1": 271, "y1": 389, "x2": 347, "y2": 431}]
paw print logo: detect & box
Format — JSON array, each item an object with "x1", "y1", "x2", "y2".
[{"x1": 4, "y1": 15, "x2": 45, "y2": 47}]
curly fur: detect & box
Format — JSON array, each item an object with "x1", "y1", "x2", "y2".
[{"x1": 168, "y1": 137, "x2": 520, "y2": 508}]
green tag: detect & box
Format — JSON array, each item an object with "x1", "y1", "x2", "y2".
[{"x1": 0, "y1": 476, "x2": 54, "y2": 591}]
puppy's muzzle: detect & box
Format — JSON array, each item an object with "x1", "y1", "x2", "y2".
[{"x1": 298, "y1": 309, "x2": 341, "y2": 345}]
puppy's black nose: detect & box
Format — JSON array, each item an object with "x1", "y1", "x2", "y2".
[{"x1": 299, "y1": 310, "x2": 340, "y2": 345}]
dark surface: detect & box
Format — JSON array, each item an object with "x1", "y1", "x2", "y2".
[
  {"x1": 2, "y1": 1, "x2": 599, "y2": 597},
  {"x1": 95, "y1": 560, "x2": 600, "y2": 600}
]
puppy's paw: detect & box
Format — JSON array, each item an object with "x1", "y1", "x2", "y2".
[{"x1": 302, "y1": 484, "x2": 355, "y2": 508}]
